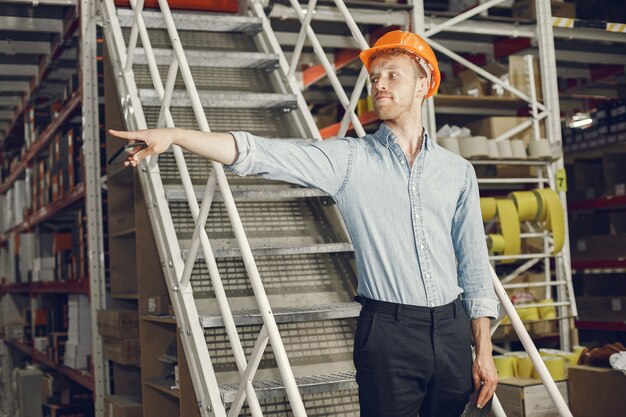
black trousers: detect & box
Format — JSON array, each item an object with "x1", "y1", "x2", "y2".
[{"x1": 353, "y1": 297, "x2": 473, "y2": 417}]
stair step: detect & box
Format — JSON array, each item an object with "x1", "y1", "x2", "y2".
[
  {"x1": 182, "y1": 242, "x2": 354, "y2": 260},
  {"x1": 134, "y1": 48, "x2": 279, "y2": 69},
  {"x1": 164, "y1": 184, "x2": 329, "y2": 202},
  {"x1": 138, "y1": 89, "x2": 297, "y2": 110},
  {"x1": 220, "y1": 371, "x2": 357, "y2": 403},
  {"x1": 200, "y1": 302, "x2": 361, "y2": 328},
  {"x1": 117, "y1": 8, "x2": 262, "y2": 33}
]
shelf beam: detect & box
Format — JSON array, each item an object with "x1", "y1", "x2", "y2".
[
  {"x1": 0, "y1": 92, "x2": 82, "y2": 193},
  {"x1": 0, "y1": 183, "x2": 85, "y2": 245},
  {"x1": 3, "y1": 338, "x2": 95, "y2": 391}
]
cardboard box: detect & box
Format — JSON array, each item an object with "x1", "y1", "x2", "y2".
[
  {"x1": 315, "y1": 102, "x2": 338, "y2": 129},
  {"x1": 512, "y1": 0, "x2": 576, "y2": 20},
  {"x1": 602, "y1": 153, "x2": 626, "y2": 197},
  {"x1": 147, "y1": 295, "x2": 170, "y2": 315},
  {"x1": 576, "y1": 296, "x2": 626, "y2": 321},
  {"x1": 509, "y1": 55, "x2": 543, "y2": 102},
  {"x1": 568, "y1": 366, "x2": 626, "y2": 417},
  {"x1": 104, "y1": 395, "x2": 142, "y2": 417},
  {"x1": 484, "y1": 62, "x2": 511, "y2": 97},
  {"x1": 568, "y1": 212, "x2": 610, "y2": 242},
  {"x1": 466, "y1": 116, "x2": 546, "y2": 145},
  {"x1": 570, "y1": 159, "x2": 605, "y2": 200},
  {"x1": 610, "y1": 211, "x2": 626, "y2": 234},
  {"x1": 495, "y1": 378, "x2": 568, "y2": 417},
  {"x1": 458, "y1": 69, "x2": 489, "y2": 97},
  {"x1": 103, "y1": 337, "x2": 140, "y2": 365},
  {"x1": 573, "y1": 233, "x2": 626, "y2": 260},
  {"x1": 97, "y1": 310, "x2": 139, "y2": 338}
]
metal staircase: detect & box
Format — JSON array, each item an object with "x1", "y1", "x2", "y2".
[
  {"x1": 100, "y1": 1, "x2": 362, "y2": 415},
  {"x1": 99, "y1": 0, "x2": 573, "y2": 416}
]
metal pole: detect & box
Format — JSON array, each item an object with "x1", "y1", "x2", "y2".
[
  {"x1": 491, "y1": 265, "x2": 573, "y2": 417},
  {"x1": 424, "y1": 0, "x2": 508, "y2": 38},
  {"x1": 288, "y1": 0, "x2": 318, "y2": 81},
  {"x1": 338, "y1": 67, "x2": 368, "y2": 138},
  {"x1": 332, "y1": 0, "x2": 370, "y2": 50},
  {"x1": 81, "y1": 1, "x2": 108, "y2": 416},
  {"x1": 287, "y1": 0, "x2": 366, "y2": 138},
  {"x1": 124, "y1": 0, "x2": 145, "y2": 72},
  {"x1": 535, "y1": 0, "x2": 576, "y2": 351},
  {"x1": 409, "y1": 0, "x2": 437, "y2": 141}
]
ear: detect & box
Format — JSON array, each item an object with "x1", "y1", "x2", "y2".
[{"x1": 415, "y1": 77, "x2": 429, "y2": 100}]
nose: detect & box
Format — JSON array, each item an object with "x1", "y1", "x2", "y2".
[{"x1": 374, "y1": 77, "x2": 387, "y2": 91}]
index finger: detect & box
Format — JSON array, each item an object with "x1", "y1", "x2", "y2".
[{"x1": 109, "y1": 129, "x2": 141, "y2": 142}]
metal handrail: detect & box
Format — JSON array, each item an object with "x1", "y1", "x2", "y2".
[
  {"x1": 99, "y1": 1, "x2": 224, "y2": 415},
  {"x1": 491, "y1": 265, "x2": 573, "y2": 417},
  {"x1": 156, "y1": 0, "x2": 308, "y2": 414}
]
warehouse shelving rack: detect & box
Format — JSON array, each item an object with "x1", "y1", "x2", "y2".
[
  {"x1": 567, "y1": 184, "x2": 626, "y2": 337},
  {"x1": 0, "y1": 1, "x2": 109, "y2": 416}
]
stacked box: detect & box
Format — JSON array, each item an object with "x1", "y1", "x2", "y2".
[
  {"x1": 42, "y1": 403, "x2": 93, "y2": 417},
  {"x1": 54, "y1": 232, "x2": 73, "y2": 281},
  {"x1": 104, "y1": 395, "x2": 142, "y2": 417},
  {"x1": 23, "y1": 105, "x2": 35, "y2": 149},
  {"x1": 98, "y1": 310, "x2": 140, "y2": 365},
  {"x1": 18, "y1": 233, "x2": 36, "y2": 283},
  {"x1": 8, "y1": 236, "x2": 17, "y2": 284},
  {"x1": 0, "y1": 246, "x2": 10, "y2": 280},
  {"x1": 0, "y1": 342, "x2": 15, "y2": 416},
  {"x1": 0, "y1": 193, "x2": 8, "y2": 232},
  {"x1": 70, "y1": 208, "x2": 89, "y2": 281},
  {"x1": 47, "y1": 332, "x2": 68, "y2": 364},
  {"x1": 64, "y1": 295, "x2": 92, "y2": 370},
  {"x1": 4, "y1": 180, "x2": 27, "y2": 229},
  {"x1": 14, "y1": 368, "x2": 45, "y2": 417},
  {"x1": 20, "y1": 126, "x2": 84, "y2": 217},
  {"x1": 23, "y1": 168, "x2": 33, "y2": 217}
]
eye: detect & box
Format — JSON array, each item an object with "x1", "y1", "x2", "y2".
[
  {"x1": 390, "y1": 72, "x2": 398, "y2": 79},
  {"x1": 370, "y1": 76, "x2": 379, "y2": 84}
]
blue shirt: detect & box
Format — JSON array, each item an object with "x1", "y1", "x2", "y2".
[{"x1": 225, "y1": 123, "x2": 500, "y2": 319}]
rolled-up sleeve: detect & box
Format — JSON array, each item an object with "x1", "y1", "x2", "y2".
[
  {"x1": 224, "y1": 131, "x2": 355, "y2": 198},
  {"x1": 451, "y1": 162, "x2": 500, "y2": 319}
]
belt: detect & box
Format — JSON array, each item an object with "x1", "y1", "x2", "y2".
[{"x1": 355, "y1": 296, "x2": 461, "y2": 320}]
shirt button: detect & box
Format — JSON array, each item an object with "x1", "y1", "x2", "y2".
[
  {"x1": 419, "y1": 243, "x2": 424, "y2": 249},
  {"x1": 400, "y1": 160, "x2": 405, "y2": 165},
  {"x1": 415, "y1": 213, "x2": 420, "y2": 219},
  {"x1": 412, "y1": 185, "x2": 416, "y2": 192},
  {"x1": 430, "y1": 302, "x2": 436, "y2": 307}
]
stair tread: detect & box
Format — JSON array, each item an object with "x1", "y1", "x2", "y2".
[
  {"x1": 164, "y1": 183, "x2": 329, "y2": 202},
  {"x1": 219, "y1": 371, "x2": 357, "y2": 403},
  {"x1": 117, "y1": 8, "x2": 262, "y2": 33},
  {"x1": 182, "y1": 242, "x2": 354, "y2": 259},
  {"x1": 200, "y1": 302, "x2": 361, "y2": 328},
  {"x1": 134, "y1": 48, "x2": 279, "y2": 69},
  {"x1": 138, "y1": 89, "x2": 297, "y2": 109}
]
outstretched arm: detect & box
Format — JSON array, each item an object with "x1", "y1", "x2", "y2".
[
  {"x1": 108, "y1": 128, "x2": 238, "y2": 167},
  {"x1": 108, "y1": 128, "x2": 355, "y2": 198}
]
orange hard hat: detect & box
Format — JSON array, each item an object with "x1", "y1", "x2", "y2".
[{"x1": 359, "y1": 30, "x2": 441, "y2": 98}]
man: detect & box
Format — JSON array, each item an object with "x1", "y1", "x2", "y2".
[{"x1": 110, "y1": 30, "x2": 499, "y2": 417}]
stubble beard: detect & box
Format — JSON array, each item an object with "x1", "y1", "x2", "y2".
[{"x1": 374, "y1": 94, "x2": 416, "y2": 122}]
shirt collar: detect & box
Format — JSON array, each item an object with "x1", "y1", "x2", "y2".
[{"x1": 373, "y1": 123, "x2": 434, "y2": 151}]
